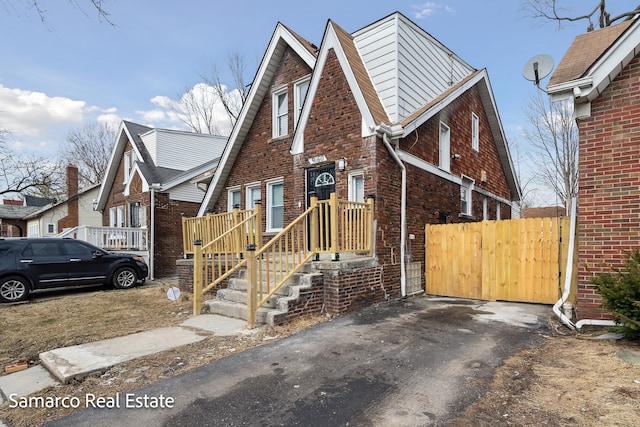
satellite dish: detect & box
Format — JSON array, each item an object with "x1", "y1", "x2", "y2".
[{"x1": 523, "y1": 54, "x2": 554, "y2": 86}]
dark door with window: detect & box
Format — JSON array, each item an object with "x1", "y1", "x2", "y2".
[{"x1": 307, "y1": 165, "x2": 336, "y2": 251}]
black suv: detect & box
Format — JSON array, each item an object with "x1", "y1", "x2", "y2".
[{"x1": 0, "y1": 238, "x2": 148, "y2": 303}]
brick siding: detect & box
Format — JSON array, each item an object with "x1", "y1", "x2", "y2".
[{"x1": 575, "y1": 54, "x2": 640, "y2": 320}]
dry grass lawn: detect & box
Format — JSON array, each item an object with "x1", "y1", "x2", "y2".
[{"x1": 1, "y1": 283, "x2": 639, "y2": 427}]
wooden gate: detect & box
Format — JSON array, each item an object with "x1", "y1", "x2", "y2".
[{"x1": 425, "y1": 217, "x2": 573, "y2": 304}]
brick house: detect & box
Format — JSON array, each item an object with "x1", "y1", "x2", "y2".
[
  {"x1": 95, "y1": 120, "x2": 227, "y2": 278},
  {"x1": 198, "y1": 12, "x2": 520, "y2": 304},
  {"x1": 547, "y1": 17, "x2": 640, "y2": 321}
]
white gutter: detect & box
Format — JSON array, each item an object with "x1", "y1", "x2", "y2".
[
  {"x1": 552, "y1": 196, "x2": 616, "y2": 330},
  {"x1": 378, "y1": 124, "x2": 407, "y2": 297},
  {"x1": 552, "y1": 197, "x2": 578, "y2": 329}
]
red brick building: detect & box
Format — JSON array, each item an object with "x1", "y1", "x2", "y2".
[
  {"x1": 199, "y1": 12, "x2": 520, "y2": 302},
  {"x1": 548, "y1": 18, "x2": 640, "y2": 321},
  {"x1": 96, "y1": 121, "x2": 227, "y2": 278}
]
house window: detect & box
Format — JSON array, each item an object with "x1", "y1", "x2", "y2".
[
  {"x1": 110, "y1": 206, "x2": 125, "y2": 227},
  {"x1": 246, "y1": 183, "x2": 261, "y2": 210},
  {"x1": 273, "y1": 87, "x2": 288, "y2": 138},
  {"x1": 227, "y1": 187, "x2": 241, "y2": 211},
  {"x1": 267, "y1": 179, "x2": 284, "y2": 231},
  {"x1": 348, "y1": 171, "x2": 365, "y2": 202},
  {"x1": 483, "y1": 197, "x2": 488, "y2": 220},
  {"x1": 496, "y1": 202, "x2": 501, "y2": 220},
  {"x1": 46, "y1": 223, "x2": 57, "y2": 234},
  {"x1": 129, "y1": 202, "x2": 140, "y2": 227},
  {"x1": 294, "y1": 77, "x2": 310, "y2": 127},
  {"x1": 460, "y1": 176, "x2": 474, "y2": 216},
  {"x1": 439, "y1": 122, "x2": 450, "y2": 171},
  {"x1": 472, "y1": 113, "x2": 479, "y2": 152},
  {"x1": 123, "y1": 150, "x2": 136, "y2": 183}
]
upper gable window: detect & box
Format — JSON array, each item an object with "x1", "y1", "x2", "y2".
[
  {"x1": 294, "y1": 76, "x2": 310, "y2": 127},
  {"x1": 471, "y1": 113, "x2": 479, "y2": 152},
  {"x1": 273, "y1": 86, "x2": 288, "y2": 138},
  {"x1": 123, "y1": 150, "x2": 137, "y2": 183},
  {"x1": 439, "y1": 122, "x2": 451, "y2": 172}
]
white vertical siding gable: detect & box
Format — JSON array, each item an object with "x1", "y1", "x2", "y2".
[
  {"x1": 354, "y1": 13, "x2": 475, "y2": 123},
  {"x1": 140, "y1": 130, "x2": 227, "y2": 171}
]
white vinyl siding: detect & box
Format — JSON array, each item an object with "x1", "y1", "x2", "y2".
[
  {"x1": 267, "y1": 179, "x2": 284, "y2": 231},
  {"x1": 353, "y1": 13, "x2": 474, "y2": 123},
  {"x1": 439, "y1": 122, "x2": 450, "y2": 172},
  {"x1": 273, "y1": 87, "x2": 288, "y2": 138},
  {"x1": 472, "y1": 112, "x2": 479, "y2": 152},
  {"x1": 139, "y1": 130, "x2": 227, "y2": 170}
]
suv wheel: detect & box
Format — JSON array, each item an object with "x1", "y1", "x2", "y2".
[
  {"x1": 0, "y1": 276, "x2": 30, "y2": 303},
  {"x1": 112, "y1": 267, "x2": 138, "y2": 289}
]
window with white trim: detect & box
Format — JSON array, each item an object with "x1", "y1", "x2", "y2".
[
  {"x1": 496, "y1": 202, "x2": 501, "y2": 220},
  {"x1": 439, "y1": 122, "x2": 450, "y2": 171},
  {"x1": 348, "y1": 171, "x2": 365, "y2": 202},
  {"x1": 273, "y1": 87, "x2": 288, "y2": 138},
  {"x1": 294, "y1": 77, "x2": 310, "y2": 127},
  {"x1": 123, "y1": 150, "x2": 136, "y2": 183},
  {"x1": 46, "y1": 223, "x2": 57, "y2": 235},
  {"x1": 267, "y1": 179, "x2": 284, "y2": 231},
  {"x1": 227, "y1": 187, "x2": 241, "y2": 211},
  {"x1": 472, "y1": 113, "x2": 479, "y2": 152},
  {"x1": 129, "y1": 202, "x2": 140, "y2": 227},
  {"x1": 246, "y1": 183, "x2": 261, "y2": 210},
  {"x1": 483, "y1": 197, "x2": 488, "y2": 220},
  {"x1": 460, "y1": 176, "x2": 474, "y2": 216}
]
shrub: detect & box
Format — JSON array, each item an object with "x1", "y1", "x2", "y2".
[{"x1": 591, "y1": 250, "x2": 640, "y2": 340}]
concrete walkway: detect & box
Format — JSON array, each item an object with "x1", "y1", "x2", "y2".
[{"x1": 0, "y1": 315, "x2": 247, "y2": 404}]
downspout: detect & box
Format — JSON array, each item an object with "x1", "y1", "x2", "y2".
[
  {"x1": 149, "y1": 183, "x2": 161, "y2": 281},
  {"x1": 553, "y1": 196, "x2": 616, "y2": 330},
  {"x1": 379, "y1": 124, "x2": 407, "y2": 297},
  {"x1": 552, "y1": 196, "x2": 577, "y2": 329}
]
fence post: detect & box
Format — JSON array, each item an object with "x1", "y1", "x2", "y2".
[
  {"x1": 193, "y1": 239, "x2": 203, "y2": 316},
  {"x1": 246, "y1": 243, "x2": 257, "y2": 329},
  {"x1": 310, "y1": 196, "x2": 319, "y2": 256},
  {"x1": 330, "y1": 192, "x2": 338, "y2": 255},
  {"x1": 366, "y1": 195, "x2": 375, "y2": 256},
  {"x1": 254, "y1": 201, "x2": 263, "y2": 250}
]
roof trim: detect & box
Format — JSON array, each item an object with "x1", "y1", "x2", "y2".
[{"x1": 198, "y1": 23, "x2": 317, "y2": 216}]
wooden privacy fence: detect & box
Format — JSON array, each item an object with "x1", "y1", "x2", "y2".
[{"x1": 425, "y1": 217, "x2": 574, "y2": 304}]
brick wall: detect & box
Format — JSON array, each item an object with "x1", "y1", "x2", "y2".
[{"x1": 575, "y1": 54, "x2": 640, "y2": 320}]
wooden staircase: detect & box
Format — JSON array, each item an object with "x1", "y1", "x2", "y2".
[{"x1": 205, "y1": 260, "x2": 322, "y2": 327}]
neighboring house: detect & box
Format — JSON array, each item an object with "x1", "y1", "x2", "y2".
[
  {"x1": 521, "y1": 206, "x2": 564, "y2": 218},
  {"x1": 24, "y1": 164, "x2": 102, "y2": 237},
  {"x1": 547, "y1": 17, "x2": 640, "y2": 321},
  {"x1": 0, "y1": 197, "x2": 55, "y2": 237},
  {"x1": 198, "y1": 12, "x2": 520, "y2": 299},
  {"x1": 95, "y1": 120, "x2": 227, "y2": 278}
]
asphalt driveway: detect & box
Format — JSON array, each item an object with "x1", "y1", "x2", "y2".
[{"x1": 47, "y1": 296, "x2": 549, "y2": 427}]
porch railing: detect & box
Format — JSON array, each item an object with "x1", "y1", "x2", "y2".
[
  {"x1": 188, "y1": 193, "x2": 374, "y2": 326},
  {"x1": 183, "y1": 209, "x2": 256, "y2": 255},
  {"x1": 58, "y1": 226, "x2": 148, "y2": 251}
]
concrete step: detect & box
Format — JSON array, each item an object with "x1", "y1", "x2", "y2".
[
  {"x1": 204, "y1": 300, "x2": 275, "y2": 325},
  {"x1": 217, "y1": 288, "x2": 278, "y2": 308}
]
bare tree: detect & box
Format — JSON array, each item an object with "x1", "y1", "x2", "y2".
[
  {"x1": 522, "y1": 0, "x2": 640, "y2": 31},
  {"x1": 61, "y1": 122, "x2": 115, "y2": 187},
  {"x1": 167, "y1": 52, "x2": 251, "y2": 135},
  {"x1": 1, "y1": 0, "x2": 113, "y2": 25},
  {"x1": 202, "y1": 52, "x2": 250, "y2": 125},
  {"x1": 0, "y1": 140, "x2": 64, "y2": 197},
  {"x1": 521, "y1": 92, "x2": 578, "y2": 214}
]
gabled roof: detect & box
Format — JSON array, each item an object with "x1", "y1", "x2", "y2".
[
  {"x1": 547, "y1": 17, "x2": 640, "y2": 102},
  {"x1": 197, "y1": 23, "x2": 318, "y2": 216},
  {"x1": 96, "y1": 120, "x2": 225, "y2": 211},
  {"x1": 23, "y1": 184, "x2": 100, "y2": 220}
]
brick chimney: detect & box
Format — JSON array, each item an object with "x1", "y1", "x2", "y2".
[{"x1": 66, "y1": 164, "x2": 79, "y2": 197}]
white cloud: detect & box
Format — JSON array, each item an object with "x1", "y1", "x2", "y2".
[
  {"x1": 412, "y1": 2, "x2": 455, "y2": 19},
  {"x1": 0, "y1": 84, "x2": 86, "y2": 137}
]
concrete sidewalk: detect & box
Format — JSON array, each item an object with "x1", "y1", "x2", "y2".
[{"x1": 0, "y1": 315, "x2": 247, "y2": 405}]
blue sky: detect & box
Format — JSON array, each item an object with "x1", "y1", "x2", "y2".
[{"x1": 0, "y1": 1, "x2": 613, "y2": 204}]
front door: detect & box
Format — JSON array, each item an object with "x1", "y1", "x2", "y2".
[
  {"x1": 307, "y1": 165, "x2": 336, "y2": 251},
  {"x1": 307, "y1": 165, "x2": 336, "y2": 203}
]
